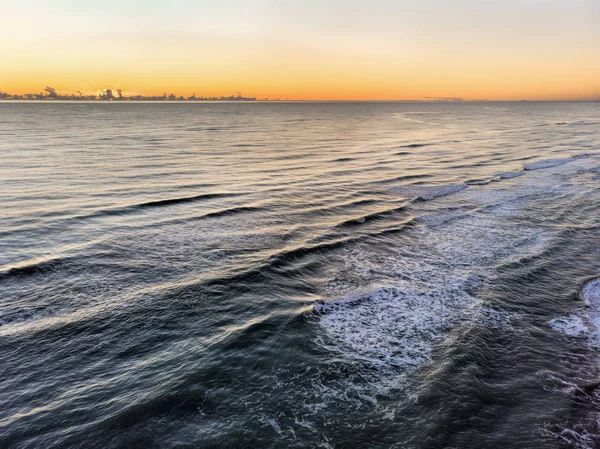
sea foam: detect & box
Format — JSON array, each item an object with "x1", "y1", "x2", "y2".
[
  {"x1": 583, "y1": 278, "x2": 600, "y2": 343},
  {"x1": 524, "y1": 158, "x2": 574, "y2": 171},
  {"x1": 313, "y1": 156, "x2": 600, "y2": 403},
  {"x1": 548, "y1": 315, "x2": 589, "y2": 338},
  {"x1": 315, "y1": 188, "x2": 551, "y2": 394},
  {"x1": 547, "y1": 278, "x2": 600, "y2": 344}
]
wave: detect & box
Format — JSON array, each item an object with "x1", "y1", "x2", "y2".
[
  {"x1": 185, "y1": 126, "x2": 221, "y2": 132},
  {"x1": 267, "y1": 237, "x2": 359, "y2": 270},
  {"x1": 334, "y1": 204, "x2": 410, "y2": 228},
  {"x1": 135, "y1": 192, "x2": 238, "y2": 209},
  {"x1": 582, "y1": 278, "x2": 600, "y2": 308},
  {"x1": 331, "y1": 157, "x2": 356, "y2": 162},
  {"x1": 394, "y1": 143, "x2": 432, "y2": 149},
  {"x1": 582, "y1": 278, "x2": 600, "y2": 343},
  {"x1": 314, "y1": 210, "x2": 546, "y2": 374},
  {"x1": 0, "y1": 307, "x2": 41, "y2": 327},
  {"x1": 199, "y1": 239, "x2": 363, "y2": 293},
  {"x1": 0, "y1": 257, "x2": 68, "y2": 280},
  {"x1": 392, "y1": 184, "x2": 468, "y2": 201},
  {"x1": 290, "y1": 198, "x2": 380, "y2": 221},
  {"x1": 524, "y1": 158, "x2": 574, "y2": 171},
  {"x1": 314, "y1": 289, "x2": 373, "y2": 312},
  {"x1": 543, "y1": 277, "x2": 600, "y2": 448},
  {"x1": 205, "y1": 219, "x2": 419, "y2": 290},
  {"x1": 138, "y1": 204, "x2": 264, "y2": 228},
  {"x1": 498, "y1": 171, "x2": 525, "y2": 179},
  {"x1": 465, "y1": 177, "x2": 500, "y2": 186},
  {"x1": 384, "y1": 155, "x2": 596, "y2": 206},
  {"x1": 0, "y1": 191, "x2": 246, "y2": 244},
  {"x1": 196, "y1": 205, "x2": 264, "y2": 220},
  {"x1": 313, "y1": 159, "x2": 583, "y2": 405},
  {"x1": 231, "y1": 143, "x2": 267, "y2": 148},
  {"x1": 377, "y1": 174, "x2": 432, "y2": 184},
  {"x1": 540, "y1": 376, "x2": 600, "y2": 449},
  {"x1": 72, "y1": 192, "x2": 243, "y2": 222},
  {"x1": 569, "y1": 120, "x2": 600, "y2": 126}
]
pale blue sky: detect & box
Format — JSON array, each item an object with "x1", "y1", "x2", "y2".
[{"x1": 2, "y1": 0, "x2": 599, "y2": 99}]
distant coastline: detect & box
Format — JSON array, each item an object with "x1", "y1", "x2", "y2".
[
  {"x1": 1, "y1": 88, "x2": 596, "y2": 102},
  {"x1": 0, "y1": 87, "x2": 259, "y2": 102},
  {"x1": 0, "y1": 87, "x2": 469, "y2": 102}
]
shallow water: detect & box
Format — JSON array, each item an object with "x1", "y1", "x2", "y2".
[{"x1": 1, "y1": 101, "x2": 600, "y2": 448}]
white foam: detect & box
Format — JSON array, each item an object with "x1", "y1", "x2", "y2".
[
  {"x1": 582, "y1": 278, "x2": 600, "y2": 343},
  {"x1": 524, "y1": 157, "x2": 573, "y2": 171},
  {"x1": 476, "y1": 306, "x2": 518, "y2": 330},
  {"x1": 548, "y1": 315, "x2": 589, "y2": 338},
  {"x1": 316, "y1": 285, "x2": 473, "y2": 369},
  {"x1": 549, "y1": 278, "x2": 600, "y2": 345},
  {"x1": 542, "y1": 424, "x2": 600, "y2": 449},
  {"x1": 314, "y1": 152, "x2": 597, "y2": 408},
  {"x1": 582, "y1": 278, "x2": 600, "y2": 310},
  {"x1": 262, "y1": 416, "x2": 282, "y2": 434},
  {"x1": 316, "y1": 198, "x2": 551, "y2": 392}
]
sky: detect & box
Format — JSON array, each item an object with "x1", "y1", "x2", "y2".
[{"x1": 1, "y1": 0, "x2": 599, "y2": 100}]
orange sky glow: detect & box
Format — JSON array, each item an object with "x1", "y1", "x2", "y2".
[{"x1": 1, "y1": 1, "x2": 599, "y2": 101}]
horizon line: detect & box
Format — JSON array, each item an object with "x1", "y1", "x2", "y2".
[{"x1": 1, "y1": 99, "x2": 599, "y2": 103}]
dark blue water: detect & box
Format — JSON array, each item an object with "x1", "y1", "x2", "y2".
[{"x1": 1, "y1": 102, "x2": 600, "y2": 448}]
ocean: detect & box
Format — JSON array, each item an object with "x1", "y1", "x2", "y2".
[{"x1": 1, "y1": 101, "x2": 600, "y2": 448}]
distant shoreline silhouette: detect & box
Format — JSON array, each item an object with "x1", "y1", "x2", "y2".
[{"x1": 0, "y1": 87, "x2": 259, "y2": 102}]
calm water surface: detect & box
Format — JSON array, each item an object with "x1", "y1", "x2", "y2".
[{"x1": 1, "y1": 102, "x2": 600, "y2": 448}]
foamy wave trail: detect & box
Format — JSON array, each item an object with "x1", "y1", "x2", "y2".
[
  {"x1": 311, "y1": 155, "x2": 600, "y2": 407},
  {"x1": 548, "y1": 278, "x2": 600, "y2": 345},
  {"x1": 314, "y1": 173, "x2": 555, "y2": 400},
  {"x1": 524, "y1": 157, "x2": 574, "y2": 171},
  {"x1": 582, "y1": 278, "x2": 600, "y2": 309},
  {"x1": 583, "y1": 278, "x2": 600, "y2": 344},
  {"x1": 548, "y1": 315, "x2": 589, "y2": 338},
  {"x1": 316, "y1": 285, "x2": 473, "y2": 370},
  {"x1": 542, "y1": 278, "x2": 600, "y2": 449}
]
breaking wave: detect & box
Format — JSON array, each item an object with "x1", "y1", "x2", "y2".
[
  {"x1": 314, "y1": 179, "x2": 555, "y2": 398},
  {"x1": 314, "y1": 155, "x2": 600, "y2": 411}
]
